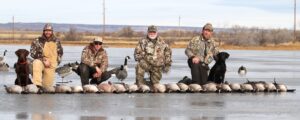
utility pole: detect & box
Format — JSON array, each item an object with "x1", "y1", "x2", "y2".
[
  {"x1": 102, "y1": 0, "x2": 106, "y2": 40},
  {"x1": 178, "y1": 16, "x2": 181, "y2": 38},
  {"x1": 294, "y1": 0, "x2": 297, "y2": 42},
  {"x1": 12, "y1": 16, "x2": 15, "y2": 41}
]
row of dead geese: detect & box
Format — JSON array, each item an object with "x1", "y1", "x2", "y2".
[{"x1": 4, "y1": 79, "x2": 295, "y2": 94}]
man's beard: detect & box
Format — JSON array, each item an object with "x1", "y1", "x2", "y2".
[{"x1": 148, "y1": 34, "x2": 157, "y2": 40}]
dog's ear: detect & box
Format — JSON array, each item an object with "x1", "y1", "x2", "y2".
[
  {"x1": 214, "y1": 54, "x2": 219, "y2": 61},
  {"x1": 25, "y1": 50, "x2": 30, "y2": 57},
  {"x1": 15, "y1": 49, "x2": 21, "y2": 57},
  {"x1": 225, "y1": 52, "x2": 230, "y2": 59}
]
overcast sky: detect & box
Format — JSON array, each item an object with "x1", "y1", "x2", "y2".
[{"x1": 0, "y1": 0, "x2": 299, "y2": 28}]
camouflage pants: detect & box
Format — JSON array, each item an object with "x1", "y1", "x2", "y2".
[{"x1": 135, "y1": 60, "x2": 162, "y2": 85}]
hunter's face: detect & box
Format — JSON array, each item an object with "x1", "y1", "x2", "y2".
[
  {"x1": 148, "y1": 32, "x2": 158, "y2": 40},
  {"x1": 202, "y1": 29, "x2": 213, "y2": 40},
  {"x1": 43, "y1": 30, "x2": 53, "y2": 38},
  {"x1": 94, "y1": 42, "x2": 102, "y2": 51}
]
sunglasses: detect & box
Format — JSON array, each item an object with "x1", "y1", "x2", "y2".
[{"x1": 94, "y1": 42, "x2": 102, "y2": 45}]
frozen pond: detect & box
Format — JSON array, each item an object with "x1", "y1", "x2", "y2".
[{"x1": 0, "y1": 45, "x2": 300, "y2": 120}]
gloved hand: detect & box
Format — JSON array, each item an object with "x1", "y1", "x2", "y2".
[{"x1": 162, "y1": 65, "x2": 171, "y2": 73}]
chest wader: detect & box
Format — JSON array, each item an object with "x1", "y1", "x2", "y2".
[
  {"x1": 188, "y1": 41, "x2": 209, "y2": 85},
  {"x1": 32, "y1": 41, "x2": 58, "y2": 88}
]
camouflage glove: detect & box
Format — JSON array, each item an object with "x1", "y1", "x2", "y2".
[{"x1": 162, "y1": 65, "x2": 171, "y2": 73}]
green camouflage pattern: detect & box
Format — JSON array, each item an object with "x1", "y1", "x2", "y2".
[
  {"x1": 134, "y1": 36, "x2": 172, "y2": 67},
  {"x1": 135, "y1": 59, "x2": 162, "y2": 85},
  {"x1": 30, "y1": 35, "x2": 63, "y2": 64},
  {"x1": 134, "y1": 36, "x2": 172, "y2": 85},
  {"x1": 185, "y1": 35, "x2": 219, "y2": 64},
  {"x1": 81, "y1": 44, "x2": 108, "y2": 72}
]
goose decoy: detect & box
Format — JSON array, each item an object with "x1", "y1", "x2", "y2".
[
  {"x1": 0, "y1": 50, "x2": 7, "y2": 64},
  {"x1": 55, "y1": 61, "x2": 79, "y2": 84},
  {"x1": 0, "y1": 50, "x2": 9, "y2": 71},
  {"x1": 238, "y1": 65, "x2": 247, "y2": 77},
  {"x1": 109, "y1": 56, "x2": 130, "y2": 82}
]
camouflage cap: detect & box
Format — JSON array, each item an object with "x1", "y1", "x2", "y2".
[
  {"x1": 43, "y1": 23, "x2": 53, "y2": 31},
  {"x1": 202, "y1": 23, "x2": 213, "y2": 32},
  {"x1": 94, "y1": 37, "x2": 103, "y2": 43},
  {"x1": 147, "y1": 25, "x2": 157, "y2": 32}
]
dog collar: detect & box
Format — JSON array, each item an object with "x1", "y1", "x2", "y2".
[{"x1": 18, "y1": 61, "x2": 27, "y2": 65}]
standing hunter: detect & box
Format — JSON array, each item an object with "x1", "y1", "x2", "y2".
[
  {"x1": 30, "y1": 23, "x2": 63, "y2": 91},
  {"x1": 185, "y1": 23, "x2": 219, "y2": 85},
  {"x1": 134, "y1": 25, "x2": 172, "y2": 86}
]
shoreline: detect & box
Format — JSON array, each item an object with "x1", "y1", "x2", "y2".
[{"x1": 1, "y1": 40, "x2": 300, "y2": 50}]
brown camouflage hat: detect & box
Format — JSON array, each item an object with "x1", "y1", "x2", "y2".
[
  {"x1": 43, "y1": 23, "x2": 53, "y2": 31},
  {"x1": 148, "y1": 25, "x2": 157, "y2": 32},
  {"x1": 202, "y1": 23, "x2": 213, "y2": 32}
]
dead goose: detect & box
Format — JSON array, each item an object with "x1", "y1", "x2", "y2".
[
  {"x1": 153, "y1": 84, "x2": 167, "y2": 93},
  {"x1": 97, "y1": 82, "x2": 114, "y2": 93},
  {"x1": 202, "y1": 82, "x2": 218, "y2": 92},
  {"x1": 125, "y1": 84, "x2": 138, "y2": 93},
  {"x1": 71, "y1": 85, "x2": 84, "y2": 93},
  {"x1": 109, "y1": 56, "x2": 130, "y2": 82},
  {"x1": 4, "y1": 85, "x2": 23, "y2": 94},
  {"x1": 218, "y1": 82, "x2": 232, "y2": 92},
  {"x1": 253, "y1": 82, "x2": 265, "y2": 92},
  {"x1": 229, "y1": 83, "x2": 241, "y2": 91},
  {"x1": 273, "y1": 79, "x2": 287, "y2": 92},
  {"x1": 43, "y1": 86, "x2": 56, "y2": 93},
  {"x1": 188, "y1": 84, "x2": 202, "y2": 93},
  {"x1": 24, "y1": 84, "x2": 39, "y2": 94},
  {"x1": 238, "y1": 65, "x2": 247, "y2": 77},
  {"x1": 166, "y1": 83, "x2": 180, "y2": 93},
  {"x1": 83, "y1": 84, "x2": 99, "y2": 93},
  {"x1": 55, "y1": 85, "x2": 72, "y2": 93},
  {"x1": 240, "y1": 83, "x2": 254, "y2": 92},
  {"x1": 138, "y1": 84, "x2": 151, "y2": 93},
  {"x1": 264, "y1": 82, "x2": 277, "y2": 92},
  {"x1": 113, "y1": 83, "x2": 127, "y2": 93},
  {"x1": 177, "y1": 83, "x2": 189, "y2": 92},
  {"x1": 246, "y1": 80, "x2": 265, "y2": 92}
]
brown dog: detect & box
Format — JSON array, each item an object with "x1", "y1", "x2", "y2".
[{"x1": 14, "y1": 49, "x2": 32, "y2": 86}]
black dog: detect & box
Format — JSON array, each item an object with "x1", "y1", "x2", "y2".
[
  {"x1": 208, "y1": 52, "x2": 230, "y2": 84},
  {"x1": 14, "y1": 49, "x2": 32, "y2": 86}
]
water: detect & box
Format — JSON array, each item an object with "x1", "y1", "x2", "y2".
[{"x1": 0, "y1": 45, "x2": 300, "y2": 120}]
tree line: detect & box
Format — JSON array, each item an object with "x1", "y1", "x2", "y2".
[{"x1": 58, "y1": 25, "x2": 299, "y2": 46}]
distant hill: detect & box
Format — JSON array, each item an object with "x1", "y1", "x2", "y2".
[{"x1": 0, "y1": 22, "x2": 204, "y2": 33}]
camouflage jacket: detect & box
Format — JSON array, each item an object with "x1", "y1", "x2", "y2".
[
  {"x1": 81, "y1": 43, "x2": 108, "y2": 72},
  {"x1": 185, "y1": 35, "x2": 219, "y2": 64},
  {"x1": 134, "y1": 36, "x2": 172, "y2": 67},
  {"x1": 30, "y1": 35, "x2": 63, "y2": 64}
]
